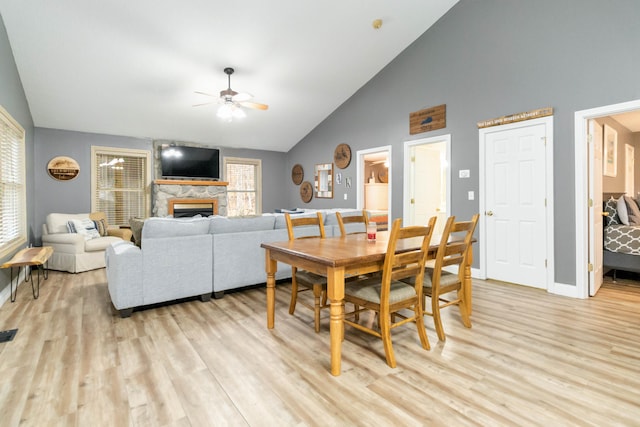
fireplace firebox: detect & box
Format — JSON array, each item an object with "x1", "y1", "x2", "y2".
[{"x1": 168, "y1": 198, "x2": 218, "y2": 217}]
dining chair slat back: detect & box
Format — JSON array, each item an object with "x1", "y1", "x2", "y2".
[
  {"x1": 342, "y1": 216, "x2": 437, "y2": 368},
  {"x1": 285, "y1": 212, "x2": 328, "y2": 333}
]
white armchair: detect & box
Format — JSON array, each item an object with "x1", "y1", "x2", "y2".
[{"x1": 42, "y1": 212, "x2": 129, "y2": 273}]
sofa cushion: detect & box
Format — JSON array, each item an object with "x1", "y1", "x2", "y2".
[
  {"x1": 142, "y1": 217, "x2": 211, "y2": 239},
  {"x1": 209, "y1": 215, "x2": 276, "y2": 234},
  {"x1": 46, "y1": 213, "x2": 90, "y2": 234},
  {"x1": 85, "y1": 236, "x2": 122, "y2": 252}
]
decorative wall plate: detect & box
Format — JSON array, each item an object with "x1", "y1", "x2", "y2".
[
  {"x1": 291, "y1": 164, "x2": 304, "y2": 185},
  {"x1": 378, "y1": 169, "x2": 389, "y2": 183},
  {"x1": 47, "y1": 156, "x2": 80, "y2": 181},
  {"x1": 300, "y1": 181, "x2": 313, "y2": 203},
  {"x1": 334, "y1": 143, "x2": 352, "y2": 169}
]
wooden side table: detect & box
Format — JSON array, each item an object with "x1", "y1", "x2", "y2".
[{"x1": 1, "y1": 246, "x2": 53, "y2": 302}]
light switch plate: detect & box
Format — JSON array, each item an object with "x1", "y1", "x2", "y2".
[
  {"x1": 468, "y1": 191, "x2": 474, "y2": 200},
  {"x1": 459, "y1": 169, "x2": 470, "y2": 178},
  {"x1": 344, "y1": 193, "x2": 348, "y2": 200}
]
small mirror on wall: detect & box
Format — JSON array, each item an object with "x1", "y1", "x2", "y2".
[{"x1": 315, "y1": 163, "x2": 333, "y2": 198}]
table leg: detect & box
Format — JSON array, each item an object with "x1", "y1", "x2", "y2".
[
  {"x1": 265, "y1": 249, "x2": 277, "y2": 329},
  {"x1": 327, "y1": 267, "x2": 345, "y2": 376},
  {"x1": 10, "y1": 266, "x2": 20, "y2": 303},
  {"x1": 32, "y1": 266, "x2": 41, "y2": 299}
]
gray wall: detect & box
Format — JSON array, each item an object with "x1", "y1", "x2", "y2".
[
  {"x1": 285, "y1": 0, "x2": 640, "y2": 286},
  {"x1": 0, "y1": 14, "x2": 35, "y2": 296}
]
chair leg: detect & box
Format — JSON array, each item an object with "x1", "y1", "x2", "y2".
[
  {"x1": 380, "y1": 310, "x2": 396, "y2": 368},
  {"x1": 313, "y1": 283, "x2": 323, "y2": 333},
  {"x1": 458, "y1": 288, "x2": 472, "y2": 328},
  {"x1": 432, "y1": 295, "x2": 446, "y2": 341},
  {"x1": 289, "y1": 276, "x2": 299, "y2": 315},
  {"x1": 414, "y1": 304, "x2": 431, "y2": 351}
]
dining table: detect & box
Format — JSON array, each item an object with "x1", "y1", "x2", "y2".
[{"x1": 261, "y1": 231, "x2": 473, "y2": 376}]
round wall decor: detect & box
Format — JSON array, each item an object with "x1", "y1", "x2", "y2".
[
  {"x1": 291, "y1": 164, "x2": 304, "y2": 185},
  {"x1": 47, "y1": 156, "x2": 80, "y2": 181},
  {"x1": 300, "y1": 181, "x2": 313, "y2": 203},
  {"x1": 334, "y1": 143, "x2": 352, "y2": 169}
]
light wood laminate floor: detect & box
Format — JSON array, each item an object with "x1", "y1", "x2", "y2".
[{"x1": 0, "y1": 269, "x2": 639, "y2": 426}]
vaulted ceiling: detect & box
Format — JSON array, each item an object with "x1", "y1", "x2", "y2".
[{"x1": 0, "y1": 1, "x2": 459, "y2": 152}]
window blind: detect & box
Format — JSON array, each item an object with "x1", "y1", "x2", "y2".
[
  {"x1": 0, "y1": 106, "x2": 27, "y2": 257},
  {"x1": 93, "y1": 147, "x2": 149, "y2": 226}
]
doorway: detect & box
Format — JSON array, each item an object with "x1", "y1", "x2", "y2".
[
  {"x1": 403, "y1": 135, "x2": 450, "y2": 236},
  {"x1": 479, "y1": 116, "x2": 554, "y2": 290},
  {"x1": 575, "y1": 99, "x2": 640, "y2": 298},
  {"x1": 357, "y1": 146, "x2": 392, "y2": 229}
]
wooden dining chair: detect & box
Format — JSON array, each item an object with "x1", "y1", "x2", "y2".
[
  {"x1": 336, "y1": 210, "x2": 369, "y2": 236},
  {"x1": 342, "y1": 217, "x2": 435, "y2": 368},
  {"x1": 285, "y1": 212, "x2": 328, "y2": 333},
  {"x1": 422, "y1": 213, "x2": 479, "y2": 341}
]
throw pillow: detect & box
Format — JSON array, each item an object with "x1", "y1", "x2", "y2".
[
  {"x1": 129, "y1": 217, "x2": 146, "y2": 247},
  {"x1": 93, "y1": 218, "x2": 108, "y2": 236},
  {"x1": 68, "y1": 218, "x2": 101, "y2": 240},
  {"x1": 624, "y1": 195, "x2": 640, "y2": 225},
  {"x1": 603, "y1": 198, "x2": 620, "y2": 226},
  {"x1": 617, "y1": 196, "x2": 629, "y2": 225}
]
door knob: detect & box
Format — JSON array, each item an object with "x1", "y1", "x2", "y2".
[{"x1": 486, "y1": 211, "x2": 494, "y2": 216}]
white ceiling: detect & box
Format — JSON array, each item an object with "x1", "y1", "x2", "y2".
[{"x1": 0, "y1": 1, "x2": 458, "y2": 152}]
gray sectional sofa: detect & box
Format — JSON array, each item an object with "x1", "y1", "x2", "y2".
[{"x1": 105, "y1": 209, "x2": 363, "y2": 317}]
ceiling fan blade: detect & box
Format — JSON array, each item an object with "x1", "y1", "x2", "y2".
[
  {"x1": 239, "y1": 101, "x2": 269, "y2": 111},
  {"x1": 192, "y1": 101, "x2": 215, "y2": 107},
  {"x1": 194, "y1": 90, "x2": 217, "y2": 98},
  {"x1": 232, "y1": 92, "x2": 253, "y2": 102}
]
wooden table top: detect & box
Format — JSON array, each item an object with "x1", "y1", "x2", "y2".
[
  {"x1": 261, "y1": 231, "x2": 430, "y2": 267},
  {"x1": 1, "y1": 246, "x2": 54, "y2": 268}
]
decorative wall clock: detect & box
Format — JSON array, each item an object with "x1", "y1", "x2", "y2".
[
  {"x1": 47, "y1": 156, "x2": 80, "y2": 181},
  {"x1": 291, "y1": 164, "x2": 304, "y2": 185},
  {"x1": 334, "y1": 143, "x2": 352, "y2": 169},
  {"x1": 300, "y1": 181, "x2": 313, "y2": 203}
]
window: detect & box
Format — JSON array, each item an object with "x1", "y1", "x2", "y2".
[
  {"x1": 0, "y1": 106, "x2": 27, "y2": 257},
  {"x1": 91, "y1": 146, "x2": 151, "y2": 226},
  {"x1": 224, "y1": 157, "x2": 262, "y2": 216}
]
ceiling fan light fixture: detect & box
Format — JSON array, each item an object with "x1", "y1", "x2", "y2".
[{"x1": 217, "y1": 103, "x2": 246, "y2": 122}]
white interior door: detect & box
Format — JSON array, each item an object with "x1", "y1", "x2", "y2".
[
  {"x1": 588, "y1": 120, "x2": 604, "y2": 296},
  {"x1": 403, "y1": 136, "x2": 450, "y2": 237},
  {"x1": 484, "y1": 122, "x2": 548, "y2": 288}
]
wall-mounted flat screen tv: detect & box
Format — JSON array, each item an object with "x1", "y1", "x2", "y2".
[{"x1": 160, "y1": 146, "x2": 220, "y2": 180}]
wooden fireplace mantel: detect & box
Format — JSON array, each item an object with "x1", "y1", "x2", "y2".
[{"x1": 154, "y1": 179, "x2": 228, "y2": 187}]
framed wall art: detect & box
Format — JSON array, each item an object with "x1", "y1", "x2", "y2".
[
  {"x1": 47, "y1": 156, "x2": 80, "y2": 181},
  {"x1": 603, "y1": 124, "x2": 617, "y2": 177}
]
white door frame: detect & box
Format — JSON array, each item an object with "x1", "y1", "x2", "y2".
[
  {"x1": 402, "y1": 134, "x2": 451, "y2": 227},
  {"x1": 478, "y1": 116, "x2": 555, "y2": 291},
  {"x1": 356, "y1": 145, "x2": 392, "y2": 219},
  {"x1": 574, "y1": 99, "x2": 640, "y2": 298}
]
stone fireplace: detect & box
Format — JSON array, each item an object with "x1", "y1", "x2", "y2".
[{"x1": 153, "y1": 179, "x2": 228, "y2": 217}]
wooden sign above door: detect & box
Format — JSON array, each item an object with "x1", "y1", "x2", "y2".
[
  {"x1": 477, "y1": 107, "x2": 553, "y2": 129},
  {"x1": 409, "y1": 104, "x2": 446, "y2": 135}
]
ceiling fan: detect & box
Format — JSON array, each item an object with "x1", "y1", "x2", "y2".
[{"x1": 194, "y1": 67, "x2": 268, "y2": 121}]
